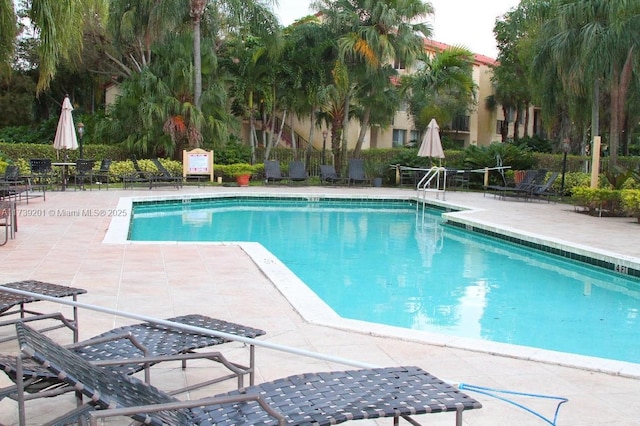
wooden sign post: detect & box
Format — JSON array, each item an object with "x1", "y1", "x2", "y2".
[{"x1": 183, "y1": 148, "x2": 214, "y2": 182}]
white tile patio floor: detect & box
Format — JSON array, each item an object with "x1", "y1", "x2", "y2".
[{"x1": 1, "y1": 184, "x2": 640, "y2": 425}]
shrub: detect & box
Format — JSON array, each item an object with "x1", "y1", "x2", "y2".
[
  {"x1": 621, "y1": 190, "x2": 640, "y2": 223},
  {"x1": 572, "y1": 187, "x2": 623, "y2": 216},
  {"x1": 218, "y1": 163, "x2": 258, "y2": 177}
]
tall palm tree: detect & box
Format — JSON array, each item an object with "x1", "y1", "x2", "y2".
[
  {"x1": 8, "y1": 0, "x2": 109, "y2": 92},
  {"x1": 313, "y1": 0, "x2": 433, "y2": 159},
  {"x1": 402, "y1": 46, "x2": 477, "y2": 136},
  {"x1": 0, "y1": 0, "x2": 16, "y2": 73},
  {"x1": 532, "y1": 0, "x2": 640, "y2": 165}
]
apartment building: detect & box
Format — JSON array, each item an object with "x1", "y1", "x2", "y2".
[{"x1": 284, "y1": 39, "x2": 538, "y2": 152}]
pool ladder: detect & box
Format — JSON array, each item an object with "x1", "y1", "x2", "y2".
[{"x1": 416, "y1": 166, "x2": 447, "y2": 208}]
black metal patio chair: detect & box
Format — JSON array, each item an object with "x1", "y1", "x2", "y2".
[
  {"x1": 89, "y1": 158, "x2": 112, "y2": 190},
  {"x1": 73, "y1": 159, "x2": 96, "y2": 191}
]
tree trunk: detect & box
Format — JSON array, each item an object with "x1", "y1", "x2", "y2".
[
  {"x1": 513, "y1": 108, "x2": 521, "y2": 142},
  {"x1": 592, "y1": 79, "x2": 600, "y2": 139},
  {"x1": 248, "y1": 91, "x2": 256, "y2": 164},
  {"x1": 353, "y1": 106, "x2": 370, "y2": 159},
  {"x1": 306, "y1": 106, "x2": 317, "y2": 164},
  {"x1": 523, "y1": 102, "x2": 530, "y2": 138},
  {"x1": 614, "y1": 47, "x2": 635, "y2": 165},
  {"x1": 609, "y1": 68, "x2": 620, "y2": 166},
  {"x1": 501, "y1": 106, "x2": 509, "y2": 142},
  {"x1": 340, "y1": 90, "x2": 352, "y2": 174}
]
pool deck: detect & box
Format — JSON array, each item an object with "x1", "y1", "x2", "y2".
[{"x1": 1, "y1": 185, "x2": 640, "y2": 425}]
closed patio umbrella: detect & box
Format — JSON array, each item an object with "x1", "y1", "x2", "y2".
[
  {"x1": 53, "y1": 95, "x2": 78, "y2": 161},
  {"x1": 418, "y1": 118, "x2": 445, "y2": 163}
]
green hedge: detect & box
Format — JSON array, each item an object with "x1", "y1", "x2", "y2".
[{"x1": 0, "y1": 142, "x2": 128, "y2": 162}]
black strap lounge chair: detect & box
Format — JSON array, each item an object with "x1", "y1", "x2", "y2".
[
  {"x1": 485, "y1": 169, "x2": 539, "y2": 199},
  {"x1": 5, "y1": 315, "x2": 265, "y2": 425},
  {"x1": 150, "y1": 158, "x2": 183, "y2": 189},
  {"x1": 287, "y1": 161, "x2": 308, "y2": 185},
  {"x1": 348, "y1": 158, "x2": 371, "y2": 186},
  {"x1": 0, "y1": 281, "x2": 86, "y2": 341},
  {"x1": 320, "y1": 164, "x2": 345, "y2": 185},
  {"x1": 264, "y1": 160, "x2": 288, "y2": 185},
  {"x1": 16, "y1": 322, "x2": 482, "y2": 426},
  {"x1": 122, "y1": 155, "x2": 153, "y2": 189},
  {"x1": 520, "y1": 171, "x2": 559, "y2": 201}
]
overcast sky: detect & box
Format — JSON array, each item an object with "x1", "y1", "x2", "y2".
[{"x1": 274, "y1": 0, "x2": 520, "y2": 58}]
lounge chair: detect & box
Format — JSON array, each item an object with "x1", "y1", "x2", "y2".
[
  {"x1": 0, "y1": 281, "x2": 86, "y2": 341},
  {"x1": 89, "y1": 159, "x2": 112, "y2": 190},
  {"x1": 73, "y1": 159, "x2": 95, "y2": 191},
  {"x1": 485, "y1": 169, "x2": 538, "y2": 199},
  {"x1": 264, "y1": 160, "x2": 288, "y2": 185},
  {"x1": 520, "y1": 171, "x2": 559, "y2": 201},
  {"x1": 150, "y1": 158, "x2": 183, "y2": 189},
  {"x1": 287, "y1": 160, "x2": 308, "y2": 185},
  {"x1": 122, "y1": 155, "x2": 152, "y2": 189},
  {"x1": 320, "y1": 164, "x2": 345, "y2": 185},
  {"x1": 16, "y1": 321, "x2": 482, "y2": 426},
  {"x1": 320, "y1": 164, "x2": 346, "y2": 185},
  {"x1": 5, "y1": 315, "x2": 265, "y2": 425},
  {"x1": 348, "y1": 158, "x2": 371, "y2": 186}
]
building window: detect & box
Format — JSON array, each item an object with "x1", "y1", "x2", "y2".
[
  {"x1": 410, "y1": 130, "x2": 420, "y2": 145},
  {"x1": 392, "y1": 129, "x2": 406, "y2": 147},
  {"x1": 393, "y1": 58, "x2": 405, "y2": 70},
  {"x1": 451, "y1": 115, "x2": 470, "y2": 131},
  {"x1": 496, "y1": 120, "x2": 504, "y2": 134}
]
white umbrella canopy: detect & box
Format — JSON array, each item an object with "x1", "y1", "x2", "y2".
[
  {"x1": 418, "y1": 118, "x2": 445, "y2": 160},
  {"x1": 53, "y1": 96, "x2": 78, "y2": 156}
]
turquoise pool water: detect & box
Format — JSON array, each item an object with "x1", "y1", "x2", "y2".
[{"x1": 130, "y1": 197, "x2": 640, "y2": 364}]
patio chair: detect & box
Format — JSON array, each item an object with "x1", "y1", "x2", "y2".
[
  {"x1": 264, "y1": 160, "x2": 288, "y2": 185},
  {"x1": 287, "y1": 160, "x2": 308, "y2": 185},
  {"x1": 348, "y1": 158, "x2": 371, "y2": 186},
  {"x1": 0, "y1": 165, "x2": 30, "y2": 203},
  {"x1": 73, "y1": 159, "x2": 95, "y2": 191},
  {"x1": 150, "y1": 158, "x2": 183, "y2": 189},
  {"x1": 16, "y1": 321, "x2": 482, "y2": 426},
  {"x1": 122, "y1": 155, "x2": 152, "y2": 189},
  {"x1": 0, "y1": 200, "x2": 16, "y2": 245},
  {"x1": 89, "y1": 159, "x2": 112, "y2": 190},
  {"x1": 454, "y1": 169, "x2": 471, "y2": 189},
  {"x1": 22, "y1": 159, "x2": 50, "y2": 201},
  {"x1": 319, "y1": 164, "x2": 345, "y2": 185},
  {"x1": 5, "y1": 315, "x2": 265, "y2": 425}
]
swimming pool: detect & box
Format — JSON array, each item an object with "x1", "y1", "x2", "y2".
[{"x1": 129, "y1": 196, "x2": 640, "y2": 365}]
